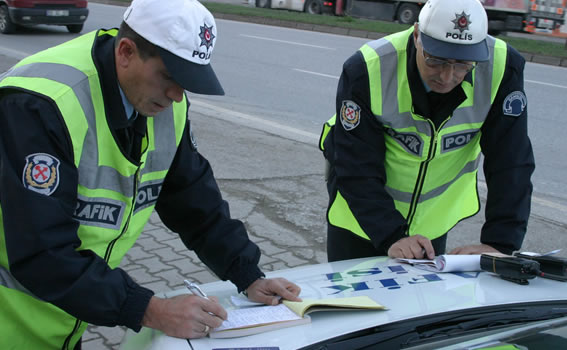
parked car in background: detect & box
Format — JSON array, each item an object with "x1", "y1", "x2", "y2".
[{"x1": 0, "y1": 0, "x2": 89, "y2": 34}]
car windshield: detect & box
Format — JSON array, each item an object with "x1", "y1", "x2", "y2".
[{"x1": 301, "y1": 301, "x2": 567, "y2": 350}]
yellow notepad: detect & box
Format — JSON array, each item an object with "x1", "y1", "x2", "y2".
[
  {"x1": 283, "y1": 295, "x2": 386, "y2": 316},
  {"x1": 209, "y1": 296, "x2": 385, "y2": 339}
]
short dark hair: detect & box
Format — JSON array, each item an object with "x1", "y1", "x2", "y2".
[{"x1": 115, "y1": 21, "x2": 159, "y2": 60}]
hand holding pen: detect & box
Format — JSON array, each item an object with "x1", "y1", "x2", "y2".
[
  {"x1": 183, "y1": 279, "x2": 225, "y2": 334},
  {"x1": 140, "y1": 286, "x2": 226, "y2": 339}
]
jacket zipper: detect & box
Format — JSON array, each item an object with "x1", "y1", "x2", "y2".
[
  {"x1": 103, "y1": 166, "x2": 141, "y2": 261},
  {"x1": 62, "y1": 320, "x2": 82, "y2": 350},
  {"x1": 405, "y1": 117, "x2": 450, "y2": 231},
  {"x1": 63, "y1": 166, "x2": 142, "y2": 350}
]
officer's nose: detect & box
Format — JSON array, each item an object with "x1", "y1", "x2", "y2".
[
  {"x1": 166, "y1": 83, "x2": 184, "y2": 103},
  {"x1": 439, "y1": 63, "x2": 455, "y2": 82}
]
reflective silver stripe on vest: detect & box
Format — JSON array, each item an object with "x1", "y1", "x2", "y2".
[
  {"x1": 446, "y1": 35, "x2": 496, "y2": 129},
  {"x1": 384, "y1": 155, "x2": 481, "y2": 203},
  {"x1": 369, "y1": 36, "x2": 497, "y2": 136},
  {"x1": 369, "y1": 39, "x2": 431, "y2": 137},
  {"x1": 3, "y1": 62, "x2": 138, "y2": 195},
  {"x1": 5, "y1": 62, "x2": 178, "y2": 197},
  {"x1": 0, "y1": 266, "x2": 36, "y2": 298},
  {"x1": 140, "y1": 107, "x2": 178, "y2": 177},
  {"x1": 79, "y1": 101, "x2": 177, "y2": 198},
  {"x1": 4, "y1": 62, "x2": 96, "y2": 122}
]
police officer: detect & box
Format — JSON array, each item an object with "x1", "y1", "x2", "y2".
[
  {"x1": 320, "y1": 0, "x2": 534, "y2": 261},
  {"x1": 0, "y1": 0, "x2": 300, "y2": 348}
]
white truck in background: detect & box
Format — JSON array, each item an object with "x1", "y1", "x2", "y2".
[
  {"x1": 345, "y1": 0, "x2": 566, "y2": 34},
  {"x1": 256, "y1": 0, "x2": 567, "y2": 34}
]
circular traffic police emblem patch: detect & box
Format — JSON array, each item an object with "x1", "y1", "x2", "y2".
[
  {"x1": 502, "y1": 91, "x2": 527, "y2": 117},
  {"x1": 22, "y1": 153, "x2": 60, "y2": 196},
  {"x1": 340, "y1": 100, "x2": 361, "y2": 131}
]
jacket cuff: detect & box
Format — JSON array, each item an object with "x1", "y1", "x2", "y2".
[
  {"x1": 226, "y1": 262, "x2": 265, "y2": 293},
  {"x1": 484, "y1": 242, "x2": 515, "y2": 255},
  {"x1": 118, "y1": 283, "x2": 155, "y2": 332},
  {"x1": 379, "y1": 224, "x2": 409, "y2": 251}
]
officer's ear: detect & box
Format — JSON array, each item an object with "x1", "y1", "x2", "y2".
[
  {"x1": 115, "y1": 38, "x2": 139, "y2": 68},
  {"x1": 413, "y1": 23, "x2": 420, "y2": 42}
]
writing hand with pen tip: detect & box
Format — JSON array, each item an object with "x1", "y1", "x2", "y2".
[
  {"x1": 141, "y1": 277, "x2": 301, "y2": 339},
  {"x1": 141, "y1": 280, "x2": 227, "y2": 339}
]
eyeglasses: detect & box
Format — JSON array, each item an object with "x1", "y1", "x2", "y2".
[{"x1": 422, "y1": 49, "x2": 476, "y2": 74}]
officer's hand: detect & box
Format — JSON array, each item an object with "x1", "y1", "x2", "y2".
[
  {"x1": 245, "y1": 277, "x2": 302, "y2": 305},
  {"x1": 449, "y1": 244, "x2": 500, "y2": 255},
  {"x1": 141, "y1": 294, "x2": 226, "y2": 339},
  {"x1": 388, "y1": 235, "x2": 435, "y2": 259}
]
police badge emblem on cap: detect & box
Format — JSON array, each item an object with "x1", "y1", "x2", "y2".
[
  {"x1": 418, "y1": 0, "x2": 489, "y2": 62},
  {"x1": 123, "y1": 0, "x2": 224, "y2": 95}
]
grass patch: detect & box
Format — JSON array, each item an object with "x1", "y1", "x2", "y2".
[{"x1": 497, "y1": 35, "x2": 567, "y2": 58}]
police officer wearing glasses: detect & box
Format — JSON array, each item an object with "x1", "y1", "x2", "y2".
[
  {"x1": 0, "y1": 0, "x2": 302, "y2": 348},
  {"x1": 320, "y1": 0, "x2": 534, "y2": 261}
]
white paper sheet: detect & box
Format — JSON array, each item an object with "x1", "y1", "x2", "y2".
[
  {"x1": 396, "y1": 254, "x2": 481, "y2": 272},
  {"x1": 215, "y1": 303, "x2": 302, "y2": 331}
]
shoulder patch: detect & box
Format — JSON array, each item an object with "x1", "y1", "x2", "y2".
[
  {"x1": 503, "y1": 91, "x2": 527, "y2": 117},
  {"x1": 22, "y1": 153, "x2": 60, "y2": 196},
  {"x1": 340, "y1": 100, "x2": 361, "y2": 131}
]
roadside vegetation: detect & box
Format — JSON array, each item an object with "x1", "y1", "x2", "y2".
[
  {"x1": 110, "y1": 0, "x2": 567, "y2": 58},
  {"x1": 204, "y1": 2, "x2": 567, "y2": 59}
]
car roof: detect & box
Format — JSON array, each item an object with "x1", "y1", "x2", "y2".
[{"x1": 120, "y1": 256, "x2": 567, "y2": 350}]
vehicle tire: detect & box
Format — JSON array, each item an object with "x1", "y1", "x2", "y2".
[
  {"x1": 255, "y1": 0, "x2": 271, "y2": 8},
  {"x1": 304, "y1": 0, "x2": 323, "y2": 15},
  {"x1": 397, "y1": 3, "x2": 420, "y2": 25},
  {"x1": 0, "y1": 5, "x2": 17, "y2": 34},
  {"x1": 66, "y1": 24, "x2": 84, "y2": 33},
  {"x1": 488, "y1": 20, "x2": 505, "y2": 36}
]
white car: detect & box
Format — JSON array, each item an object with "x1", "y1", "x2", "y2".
[{"x1": 120, "y1": 255, "x2": 567, "y2": 350}]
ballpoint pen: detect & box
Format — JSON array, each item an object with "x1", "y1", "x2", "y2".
[
  {"x1": 183, "y1": 279, "x2": 209, "y2": 300},
  {"x1": 184, "y1": 280, "x2": 214, "y2": 333}
]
